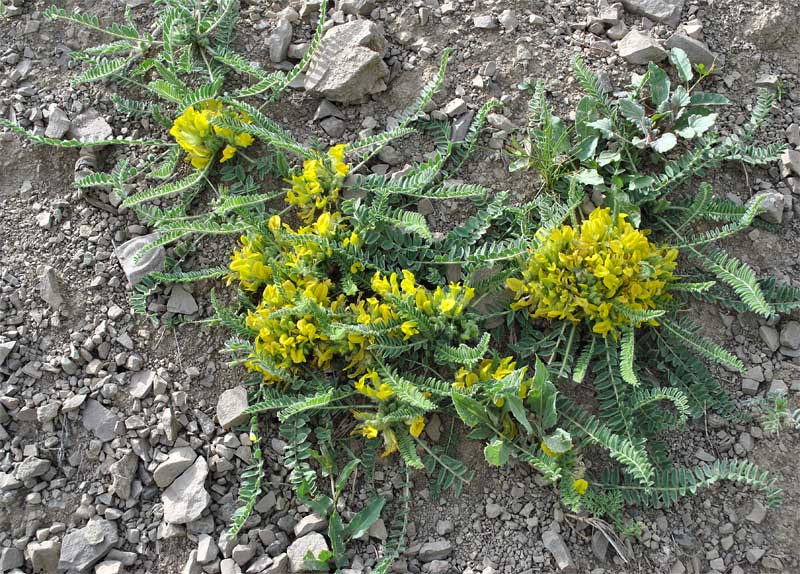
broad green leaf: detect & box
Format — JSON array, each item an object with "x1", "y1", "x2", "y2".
[
  {"x1": 328, "y1": 511, "x2": 346, "y2": 567},
  {"x1": 527, "y1": 358, "x2": 558, "y2": 429},
  {"x1": 597, "y1": 149, "x2": 621, "y2": 166},
  {"x1": 505, "y1": 395, "x2": 533, "y2": 435},
  {"x1": 619, "y1": 98, "x2": 647, "y2": 127},
  {"x1": 344, "y1": 497, "x2": 385, "y2": 540},
  {"x1": 587, "y1": 118, "x2": 614, "y2": 138},
  {"x1": 575, "y1": 168, "x2": 604, "y2": 186},
  {"x1": 543, "y1": 428, "x2": 573, "y2": 454},
  {"x1": 484, "y1": 438, "x2": 510, "y2": 467},
  {"x1": 334, "y1": 458, "x2": 360, "y2": 498},
  {"x1": 628, "y1": 175, "x2": 656, "y2": 190},
  {"x1": 670, "y1": 85, "x2": 691, "y2": 109},
  {"x1": 467, "y1": 426, "x2": 494, "y2": 440},
  {"x1": 648, "y1": 63, "x2": 671, "y2": 107},
  {"x1": 677, "y1": 113, "x2": 717, "y2": 139},
  {"x1": 670, "y1": 47, "x2": 693, "y2": 82},
  {"x1": 690, "y1": 92, "x2": 731, "y2": 107},
  {"x1": 452, "y1": 392, "x2": 486, "y2": 427},
  {"x1": 651, "y1": 132, "x2": 677, "y2": 153}
]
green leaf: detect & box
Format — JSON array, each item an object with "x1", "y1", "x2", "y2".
[
  {"x1": 651, "y1": 132, "x2": 677, "y2": 153},
  {"x1": 452, "y1": 392, "x2": 486, "y2": 427},
  {"x1": 689, "y1": 92, "x2": 731, "y2": 107},
  {"x1": 619, "y1": 98, "x2": 647, "y2": 129},
  {"x1": 676, "y1": 114, "x2": 717, "y2": 139},
  {"x1": 587, "y1": 118, "x2": 614, "y2": 138},
  {"x1": 670, "y1": 47, "x2": 693, "y2": 82},
  {"x1": 648, "y1": 63, "x2": 671, "y2": 107},
  {"x1": 505, "y1": 395, "x2": 533, "y2": 435},
  {"x1": 484, "y1": 438, "x2": 510, "y2": 467},
  {"x1": 344, "y1": 497, "x2": 386, "y2": 540},
  {"x1": 543, "y1": 428, "x2": 573, "y2": 454},
  {"x1": 328, "y1": 511, "x2": 346, "y2": 567},
  {"x1": 334, "y1": 459, "x2": 361, "y2": 498},
  {"x1": 575, "y1": 168, "x2": 604, "y2": 186},
  {"x1": 527, "y1": 358, "x2": 558, "y2": 430}
]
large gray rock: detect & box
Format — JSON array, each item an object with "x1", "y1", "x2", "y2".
[
  {"x1": 108, "y1": 452, "x2": 138, "y2": 500},
  {"x1": 115, "y1": 234, "x2": 166, "y2": 286},
  {"x1": 14, "y1": 456, "x2": 51, "y2": 481},
  {"x1": 45, "y1": 105, "x2": 71, "y2": 139},
  {"x1": 665, "y1": 32, "x2": 717, "y2": 68},
  {"x1": 28, "y1": 539, "x2": 61, "y2": 574},
  {"x1": 270, "y1": 18, "x2": 293, "y2": 63},
  {"x1": 154, "y1": 446, "x2": 197, "y2": 488},
  {"x1": 780, "y1": 321, "x2": 800, "y2": 350},
  {"x1": 162, "y1": 457, "x2": 210, "y2": 524},
  {"x1": 216, "y1": 386, "x2": 249, "y2": 430},
  {"x1": 621, "y1": 0, "x2": 684, "y2": 25},
  {"x1": 542, "y1": 530, "x2": 577, "y2": 573},
  {"x1": 68, "y1": 108, "x2": 113, "y2": 142},
  {"x1": 0, "y1": 548, "x2": 23, "y2": 571},
  {"x1": 82, "y1": 399, "x2": 119, "y2": 442},
  {"x1": 0, "y1": 341, "x2": 15, "y2": 366},
  {"x1": 304, "y1": 20, "x2": 389, "y2": 103},
  {"x1": 166, "y1": 286, "x2": 199, "y2": 315},
  {"x1": 128, "y1": 370, "x2": 155, "y2": 399},
  {"x1": 418, "y1": 540, "x2": 452, "y2": 562},
  {"x1": 58, "y1": 519, "x2": 119, "y2": 573},
  {"x1": 618, "y1": 30, "x2": 668, "y2": 64},
  {"x1": 286, "y1": 533, "x2": 329, "y2": 572}
]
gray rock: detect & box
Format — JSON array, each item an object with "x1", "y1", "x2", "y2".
[
  {"x1": 293, "y1": 514, "x2": 327, "y2": 537},
  {"x1": 452, "y1": 111, "x2": 475, "y2": 142},
  {"x1": 338, "y1": 0, "x2": 376, "y2": 16},
  {"x1": 264, "y1": 553, "x2": 289, "y2": 574},
  {"x1": 746, "y1": 547, "x2": 765, "y2": 564},
  {"x1": 0, "y1": 472, "x2": 23, "y2": 491},
  {"x1": 154, "y1": 443, "x2": 196, "y2": 488},
  {"x1": 620, "y1": 0, "x2": 684, "y2": 25},
  {"x1": 0, "y1": 548, "x2": 23, "y2": 571},
  {"x1": 82, "y1": 399, "x2": 119, "y2": 442},
  {"x1": 39, "y1": 266, "x2": 64, "y2": 310},
  {"x1": 68, "y1": 108, "x2": 113, "y2": 142},
  {"x1": 473, "y1": 15, "x2": 497, "y2": 29},
  {"x1": 442, "y1": 98, "x2": 467, "y2": 117},
  {"x1": 782, "y1": 149, "x2": 800, "y2": 177},
  {"x1": 246, "y1": 555, "x2": 274, "y2": 574},
  {"x1": 498, "y1": 9, "x2": 518, "y2": 30},
  {"x1": 746, "y1": 500, "x2": 767, "y2": 524},
  {"x1": 741, "y1": 378, "x2": 760, "y2": 396},
  {"x1": 28, "y1": 539, "x2": 61, "y2": 574},
  {"x1": 95, "y1": 560, "x2": 125, "y2": 574},
  {"x1": 426, "y1": 561, "x2": 451, "y2": 574},
  {"x1": 115, "y1": 234, "x2": 166, "y2": 286},
  {"x1": 14, "y1": 456, "x2": 50, "y2": 481},
  {"x1": 162, "y1": 457, "x2": 210, "y2": 524},
  {"x1": 128, "y1": 370, "x2": 155, "y2": 399},
  {"x1": 759, "y1": 325, "x2": 780, "y2": 352},
  {"x1": 665, "y1": 32, "x2": 717, "y2": 68},
  {"x1": 167, "y1": 286, "x2": 198, "y2": 315},
  {"x1": 45, "y1": 106, "x2": 71, "y2": 139},
  {"x1": 756, "y1": 191, "x2": 784, "y2": 224},
  {"x1": 542, "y1": 530, "x2": 577, "y2": 573},
  {"x1": 182, "y1": 550, "x2": 201, "y2": 574},
  {"x1": 0, "y1": 341, "x2": 15, "y2": 366},
  {"x1": 305, "y1": 20, "x2": 389, "y2": 103},
  {"x1": 197, "y1": 534, "x2": 219, "y2": 564},
  {"x1": 320, "y1": 117, "x2": 346, "y2": 138},
  {"x1": 270, "y1": 19, "x2": 293, "y2": 63},
  {"x1": 787, "y1": 124, "x2": 800, "y2": 148},
  {"x1": 287, "y1": 533, "x2": 329, "y2": 572},
  {"x1": 435, "y1": 519, "x2": 454, "y2": 536},
  {"x1": 313, "y1": 100, "x2": 343, "y2": 121},
  {"x1": 58, "y1": 519, "x2": 119, "y2": 573},
  {"x1": 108, "y1": 452, "x2": 138, "y2": 500},
  {"x1": 217, "y1": 386, "x2": 249, "y2": 430},
  {"x1": 368, "y1": 518, "x2": 388, "y2": 541},
  {"x1": 418, "y1": 540, "x2": 452, "y2": 562},
  {"x1": 780, "y1": 321, "x2": 800, "y2": 350},
  {"x1": 232, "y1": 544, "x2": 257, "y2": 566},
  {"x1": 485, "y1": 503, "x2": 502, "y2": 519},
  {"x1": 618, "y1": 30, "x2": 667, "y2": 64},
  {"x1": 62, "y1": 394, "x2": 87, "y2": 413}
]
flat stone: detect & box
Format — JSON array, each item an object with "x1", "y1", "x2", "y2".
[
  {"x1": 68, "y1": 108, "x2": 113, "y2": 142},
  {"x1": 95, "y1": 560, "x2": 125, "y2": 574},
  {"x1": 62, "y1": 394, "x2": 87, "y2": 413},
  {"x1": 320, "y1": 117, "x2": 346, "y2": 138},
  {"x1": 473, "y1": 14, "x2": 497, "y2": 29},
  {"x1": 197, "y1": 534, "x2": 219, "y2": 564},
  {"x1": 338, "y1": 0, "x2": 376, "y2": 16},
  {"x1": 264, "y1": 553, "x2": 289, "y2": 574},
  {"x1": 270, "y1": 18, "x2": 293, "y2": 63},
  {"x1": 741, "y1": 378, "x2": 760, "y2": 396},
  {"x1": 39, "y1": 266, "x2": 65, "y2": 310},
  {"x1": 621, "y1": 0, "x2": 684, "y2": 25},
  {"x1": 665, "y1": 32, "x2": 717, "y2": 68},
  {"x1": 746, "y1": 547, "x2": 765, "y2": 564},
  {"x1": 780, "y1": 321, "x2": 800, "y2": 350},
  {"x1": 368, "y1": 518, "x2": 387, "y2": 541},
  {"x1": 115, "y1": 234, "x2": 166, "y2": 286},
  {"x1": 759, "y1": 325, "x2": 780, "y2": 352},
  {"x1": 128, "y1": 370, "x2": 156, "y2": 399},
  {"x1": 0, "y1": 548, "x2": 23, "y2": 571},
  {"x1": 287, "y1": 533, "x2": 329, "y2": 572},
  {"x1": 418, "y1": 540, "x2": 452, "y2": 562},
  {"x1": 0, "y1": 472, "x2": 22, "y2": 491},
  {"x1": 167, "y1": 286, "x2": 198, "y2": 315},
  {"x1": 293, "y1": 514, "x2": 327, "y2": 537},
  {"x1": 745, "y1": 500, "x2": 767, "y2": 524},
  {"x1": 15, "y1": 456, "x2": 51, "y2": 481},
  {"x1": 153, "y1": 446, "x2": 197, "y2": 488},
  {"x1": 82, "y1": 399, "x2": 119, "y2": 442},
  {"x1": 45, "y1": 106, "x2": 71, "y2": 139},
  {"x1": 58, "y1": 519, "x2": 119, "y2": 573},
  {"x1": 305, "y1": 20, "x2": 389, "y2": 103},
  {"x1": 618, "y1": 30, "x2": 667, "y2": 64},
  {"x1": 108, "y1": 452, "x2": 138, "y2": 500},
  {"x1": 542, "y1": 530, "x2": 577, "y2": 573},
  {"x1": 485, "y1": 503, "x2": 503, "y2": 519},
  {"x1": 216, "y1": 386, "x2": 249, "y2": 430},
  {"x1": 0, "y1": 341, "x2": 15, "y2": 366},
  {"x1": 755, "y1": 191, "x2": 784, "y2": 224},
  {"x1": 162, "y1": 457, "x2": 210, "y2": 524},
  {"x1": 28, "y1": 539, "x2": 61, "y2": 573}
]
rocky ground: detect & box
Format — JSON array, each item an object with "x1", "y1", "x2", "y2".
[{"x1": 1, "y1": 0, "x2": 800, "y2": 573}]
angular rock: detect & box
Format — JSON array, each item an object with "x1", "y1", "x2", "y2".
[
  {"x1": 14, "y1": 456, "x2": 50, "y2": 481},
  {"x1": 115, "y1": 234, "x2": 166, "y2": 286},
  {"x1": 418, "y1": 540, "x2": 452, "y2": 562},
  {"x1": 45, "y1": 106, "x2": 71, "y2": 139},
  {"x1": 756, "y1": 191, "x2": 784, "y2": 224},
  {"x1": 108, "y1": 452, "x2": 138, "y2": 500},
  {"x1": 618, "y1": 30, "x2": 667, "y2": 64},
  {"x1": 28, "y1": 539, "x2": 61, "y2": 574},
  {"x1": 0, "y1": 472, "x2": 22, "y2": 492},
  {"x1": 473, "y1": 14, "x2": 497, "y2": 29},
  {"x1": 162, "y1": 457, "x2": 210, "y2": 524},
  {"x1": 167, "y1": 286, "x2": 198, "y2": 315},
  {"x1": 746, "y1": 500, "x2": 767, "y2": 524},
  {"x1": 287, "y1": 533, "x2": 329, "y2": 572},
  {"x1": 368, "y1": 518, "x2": 387, "y2": 541},
  {"x1": 542, "y1": 531, "x2": 577, "y2": 573},
  {"x1": 246, "y1": 555, "x2": 274, "y2": 574},
  {"x1": 780, "y1": 321, "x2": 800, "y2": 350},
  {"x1": 620, "y1": 0, "x2": 684, "y2": 25},
  {"x1": 197, "y1": 534, "x2": 219, "y2": 564},
  {"x1": 68, "y1": 108, "x2": 113, "y2": 142},
  {"x1": 270, "y1": 19, "x2": 293, "y2": 63},
  {"x1": 305, "y1": 20, "x2": 389, "y2": 103},
  {"x1": 264, "y1": 554, "x2": 289, "y2": 574},
  {"x1": 58, "y1": 519, "x2": 119, "y2": 573},
  {"x1": 0, "y1": 341, "x2": 15, "y2": 366},
  {"x1": 0, "y1": 548, "x2": 23, "y2": 571},
  {"x1": 154, "y1": 447, "x2": 198, "y2": 488},
  {"x1": 128, "y1": 370, "x2": 155, "y2": 399},
  {"x1": 217, "y1": 386, "x2": 249, "y2": 430},
  {"x1": 182, "y1": 551, "x2": 201, "y2": 574},
  {"x1": 95, "y1": 560, "x2": 125, "y2": 574},
  {"x1": 320, "y1": 117, "x2": 345, "y2": 138},
  {"x1": 293, "y1": 514, "x2": 327, "y2": 537},
  {"x1": 759, "y1": 325, "x2": 780, "y2": 352},
  {"x1": 39, "y1": 266, "x2": 65, "y2": 310},
  {"x1": 665, "y1": 32, "x2": 717, "y2": 68},
  {"x1": 82, "y1": 399, "x2": 119, "y2": 442},
  {"x1": 338, "y1": 0, "x2": 376, "y2": 16}
]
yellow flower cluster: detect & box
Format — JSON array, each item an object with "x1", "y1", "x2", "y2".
[
  {"x1": 507, "y1": 208, "x2": 678, "y2": 337},
  {"x1": 170, "y1": 100, "x2": 255, "y2": 169},
  {"x1": 371, "y1": 270, "x2": 475, "y2": 318},
  {"x1": 353, "y1": 409, "x2": 426, "y2": 457},
  {"x1": 286, "y1": 144, "x2": 350, "y2": 223},
  {"x1": 453, "y1": 356, "x2": 518, "y2": 390}
]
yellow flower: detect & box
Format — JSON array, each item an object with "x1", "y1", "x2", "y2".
[
  {"x1": 540, "y1": 441, "x2": 557, "y2": 457},
  {"x1": 572, "y1": 478, "x2": 589, "y2": 495},
  {"x1": 400, "y1": 321, "x2": 419, "y2": 340},
  {"x1": 220, "y1": 145, "x2": 237, "y2": 162},
  {"x1": 408, "y1": 416, "x2": 425, "y2": 438},
  {"x1": 507, "y1": 208, "x2": 677, "y2": 338},
  {"x1": 361, "y1": 425, "x2": 379, "y2": 439},
  {"x1": 440, "y1": 297, "x2": 456, "y2": 314}
]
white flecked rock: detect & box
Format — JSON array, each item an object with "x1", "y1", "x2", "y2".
[{"x1": 162, "y1": 457, "x2": 210, "y2": 524}]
